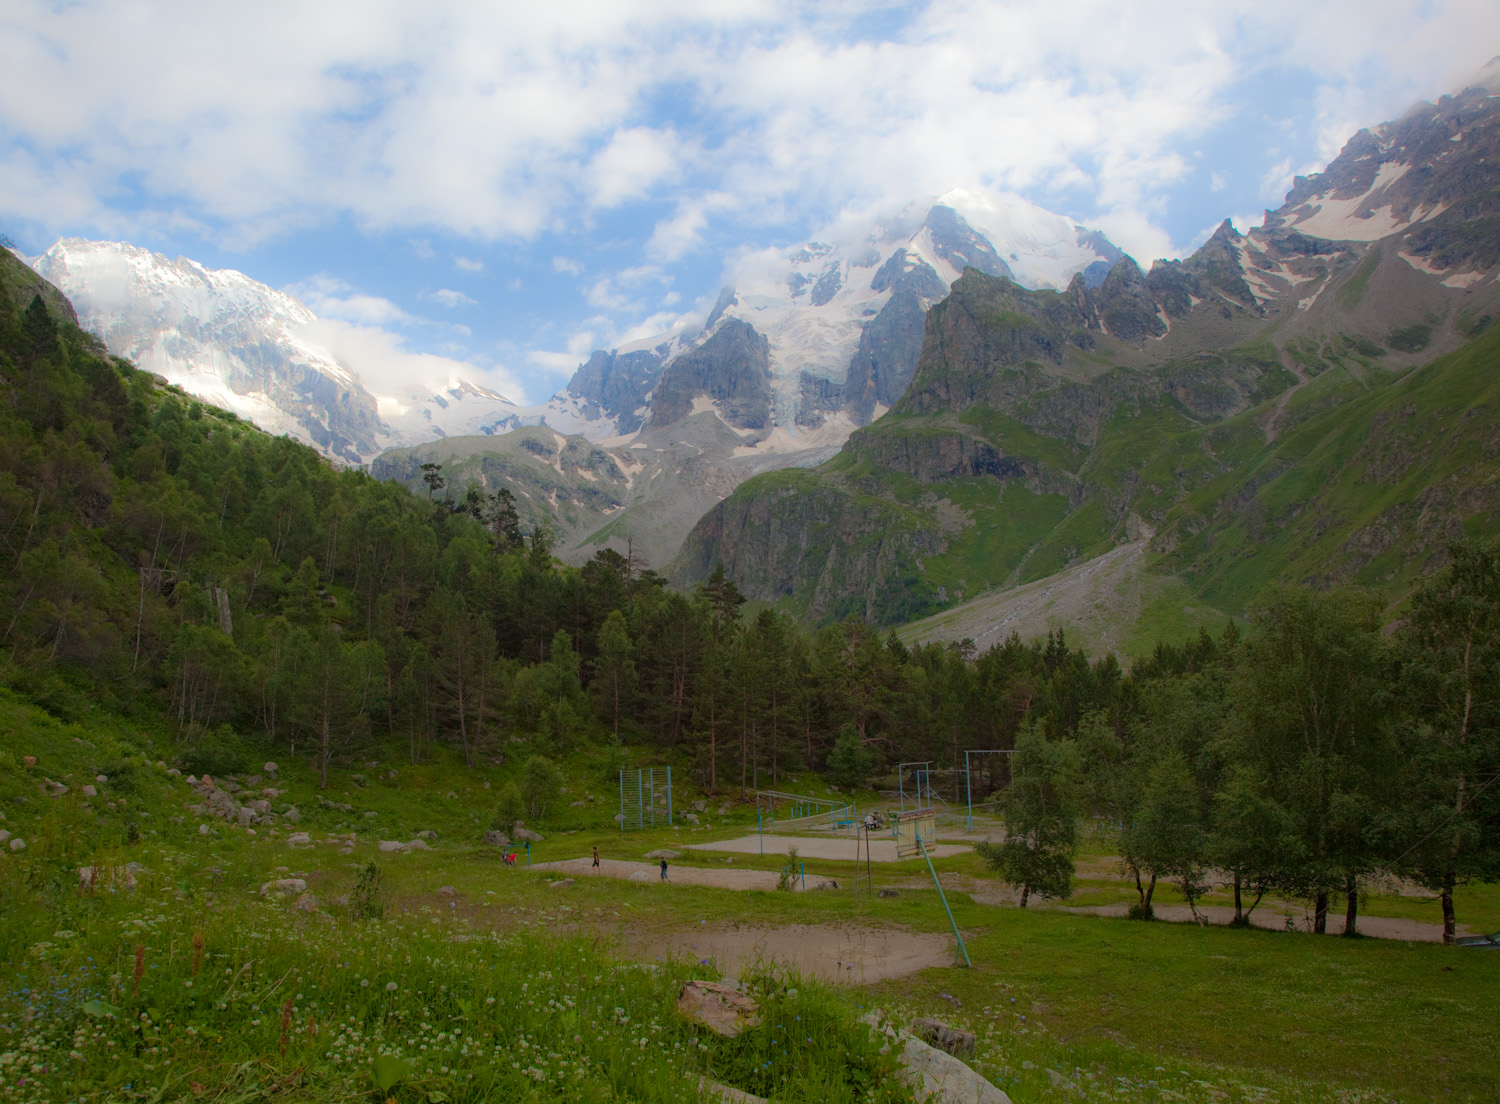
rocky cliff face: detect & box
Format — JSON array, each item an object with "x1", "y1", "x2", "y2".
[{"x1": 676, "y1": 85, "x2": 1500, "y2": 625}]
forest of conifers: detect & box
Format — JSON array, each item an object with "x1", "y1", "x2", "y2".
[{"x1": 1, "y1": 255, "x2": 1497, "y2": 943}]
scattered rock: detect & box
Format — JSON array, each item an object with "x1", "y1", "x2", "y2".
[
  {"x1": 198, "y1": 824, "x2": 211, "y2": 836},
  {"x1": 262, "y1": 787, "x2": 279, "y2": 799},
  {"x1": 414, "y1": 830, "x2": 437, "y2": 840},
  {"x1": 404, "y1": 839, "x2": 431, "y2": 851},
  {"x1": 1046, "y1": 1070, "x2": 1078, "y2": 1091},
  {"x1": 22, "y1": 756, "x2": 36, "y2": 768},
  {"x1": 338, "y1": 846, "x2": 353, "y2": 855},
  {"x1": 548, "y1": 878, "x2": 575, "y2": 890},
  {"x1": 94, "y1": 774, "x2": 108, "y2": 784},
  {"x1": 0, "y1": 830, "x2": 9, "y2": 845},
  {"x1": 78, "y1": 865, "x2": 139, "y2": 891},
  {"x1": 81, "y1": 785, "x2": 97, "y2": 799},
  {"x1": 628, "y1": 870, "x2": 651, "y2": 882},
  {"x1": 481, "y1": 830, "x2": 510, "y2": 848},
  {"x1": 717, "y1": 805, "x2": 730, "y2": 815},
  {"x1": 363, "y1": 811, "x2": 378, "y2": 819},
  {"x1": 438, "y1": 885, "x2": 455, "y2": 896},
  {"x1": 513, "y1": 827, "x2": 544, "y2": 843},
  {"x1": 9, "y1": 838, "x2": 26, "y2": 851},
  {"x1": 236, "y1": 807, "x2": 254, "y2": 828},
  {"x1": 378, "y1": 841, "x2": 405, "y2": 853},
  {"x1": 264, "y1": 762, "x2": 278, "y2": 774},
  {"x1": 446, "y1": 791, "x2": 458, "y2": 800},
  {"x1": 43, "y1": 777, "x2": 68, "y2": 797},
  {"x1": 679, "y1": 980, "x2": 761, "y2": 1038},
  {"x1": 286, "y1": 832, "x2": 312, "y2": 846},
  {"x1": 878, "y1": 889, "x2": 900, "y2": 899},
  {"x1": 645, "y1": 849, "x2": 680, "y2": 860},
  {"x1": 166, "y1": 768, "x2": 181, "y2": 777},
  {"x1": 811, "y1": 879, "x2": 840, "y2": 891},
  {"x1": 692, "y1": 800, "x2": 707, "y2": 812},
  {"x1": 569, "y1": 800, "x2": 585, "y2": 807},
  {"x1": 294, "y1": 892, "x2": 319, "y2": 912},
  {"x1": 259, "y1": 878, "x2": 307, "y2": 899},
  {"x1": 685, "y1": 813, "x2": 700, "y2": 825},
  {"x1": 283, "y1": 806, "x2": 301, "y2": 823},
  {"x1": 912, "y1": 1018, "x2": 977, "y2": 1058},
  {"x1": 613, "y1": 813, "x2": 626, "y2": 825}
]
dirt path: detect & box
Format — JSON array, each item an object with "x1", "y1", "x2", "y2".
[
  {"x1": 686, "y1": 834, "x2": 971, "y2": 862},
  {"x1": 624, "y1": 922, "x2": 957, "y2": 984},
  {"x1": 1059, "y1": 902, "x2": 1475, "y2": 943}
]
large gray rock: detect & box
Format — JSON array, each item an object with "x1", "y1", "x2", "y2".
[
  {"x1": 864, "y1": 1012, "x2": 1011, "y2": 1104},
  {"x1": 481, "y1": 830, "x2": 510, "y2": 848},
  {"x1": 645, "y1": 849, "x2": 680, "y2": 860},
  {"x1": 513, "y1": 827, "x2": 544, "y2": 843},
  {"x1": 378, "y1": 840, "x2": 404, "y2": 852},
  {"x1": 678, "y1": 980, "x2": 760, "y2": 1038}
]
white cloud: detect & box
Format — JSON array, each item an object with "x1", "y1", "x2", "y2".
[
  {"x1": 5, "y1": 0, "x2": 1499, "y2": 303},
  {"x1": 427, "y1": 288, "x2": 477, "y2": 308},
  {"x1": 295, "y1": 317, "x2": 531, "y2": 404},
  {"x1": 552, "y1": 256, "x2": 585, "y2": 275},
  {"x1": 1209, "y1": 171, "x2": 1228, "y2": 192},
  {"x1": 286, "y1": 274, "x2": 412, "y2": 325}
]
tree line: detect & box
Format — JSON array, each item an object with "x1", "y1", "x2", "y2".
[{"x1": 1, "y1": 264, "x2": 1496, "y2": 942}]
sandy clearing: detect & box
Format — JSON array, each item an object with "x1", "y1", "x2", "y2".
[
  {"x1": 530, "y1": 857, "x2": 796, "y2": 890},
  {"x1": 686, "y1": 834, "x2": 972, "y2": 862},
  {"x1": 625, "y1": 922, "x2": 958, "y2": 984}
]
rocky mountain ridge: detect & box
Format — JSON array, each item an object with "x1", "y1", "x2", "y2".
[{"x1": 676, "y1": 80, "x2": 1500, "y2": 626}]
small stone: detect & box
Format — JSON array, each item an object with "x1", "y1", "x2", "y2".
[
  {"x1": 0, "y1": 830, "x2": 9, "y2": 845},
  {"x1": 294, "y1": 892, "x2": 319, "y2": 912},
  {"x1": 678, "y1": 980, "x2": 760, "y2": 1038},
  {"x1": 414, "y1": 830, "x2": 437, "y2": 840},
  {"x1": 811, "y1": 879, "x2": 840, "y2": 891},
  {"x1": 446, "y1": 791, "x2": 458, "y2": 799},
  {"x1": 286, "y1": 832, "x2": 312, "y2": 846},
  {"x1": 613, "y1": 813, "x2": 625, "y2": 824},
  {"x1": 378, "y1": 841, "x2": 404, "y2": 852},
  {"x1": 548, "y1": 878, "x2": 575, "y2": 890},
  {"x1": 513, "y1": 827, "x2": 543, "y2": 843},
  {"x1": 912, "y1": 1017, "x2": 977, "y2": 1058},
  {"x1": 264, "y1": 762, "x2": 278, "y2": 773},
  {"x1": 22, "y1": 756, "x2": 36, "y2": 768},
  {"x1": 283, "y1": 806, "x2": 300, "y2": 823},
  {"x1": 685, "y1": 813, "x2": 700, "y2": 824},
  {"x1": 404, "y1": 839, "x2": 430, "y2": 851},
  {"x1": 692, "y1": 800, "x2": 707, "y2": 812},
  {"x1": 198, "y1": 824, "x2": 210, "y2": 836},
  {"x1": 95, "y1": 774, "x2": 108, "y2": 783},
  {"x1": 878, "y1": 888, "x2": 900, "y2": 899},
  {"x1": 481, "y1": 830, "x2": 509, "y2": 848},
  {"x1": 156, "y1": 761, "x2": 167, "y2": 769},
  {"x1": 8, "y1": 838, "x2": 25, "y2": 851},
  {"x1": 166, "y1": 768, "x2": 181, "y2": 776},
  {"x1": 363, "y1": 811, "x2": 378, "y2": 819},
  {"x1": 338, "y1": 846, "x2": 353, "y2": 855},
  {"x1": 44, "y1": 778, "x2": 68, "y2": 797},
  {"x1": 438, "y1": 886, "x2": 455, "y2": 896},
  {"x1": 82, "y1": 785, "x2": 97, "y2": 798}
]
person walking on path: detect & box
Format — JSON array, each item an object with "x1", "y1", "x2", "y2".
[
  {"x1": 592, "y1": 846, "x2": 601, "y2": 872},
  {"x1": 659, "y1": 857, "x2": 669, "y2": 883}
]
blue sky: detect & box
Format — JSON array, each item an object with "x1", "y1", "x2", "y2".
[{"x1": 2, "y1": 1, "x2": 1497, "y2": 404}]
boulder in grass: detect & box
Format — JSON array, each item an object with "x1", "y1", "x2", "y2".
[
  {"x1": 644, "y1": 849, "x2": 680, "y2": 860},
  {"x1": 259, "y1": 878, "x2": 307, "y2": 899},
  {"x1": 414, "y1": 830, "x2": 437, "y2": 840},
  {"x1": 863, "y1": 1011, "x2": 1011, "y2": 1104},
  {"x1": 8, "y1": 838, "x2": 25, "y2": 851},
  {"x1": 513, "y1": 827, "x2": 544, "y2": 843},
  {"x1": 678, "y1": 980, "x2": 760, "y2": 1038},
  {"x1": 404, "y1": 839, "x2": 431, "y2": 852},
  {"x1": 548, "y1": 878, "x2": 575, "y2": 890},
  {"x1": 378, "y1": 840, "x2": 404, "y2": 852},
  {"x1": 481, "y1": 830, "x2": 510, "y2": 848}
]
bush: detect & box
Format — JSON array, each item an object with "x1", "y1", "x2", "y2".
[
  {"x1": 492, "y1": 782, "x2": 525, "y2": 830},
  {"x1": 520, "y1": 755, "x2": 563, "y2": 820},
  {"x1": 178, "y1": 724, "x2": 256, "y2": 777},
  {"x1": 350, "y1": 861, "x2": 384, "y2": 921}
]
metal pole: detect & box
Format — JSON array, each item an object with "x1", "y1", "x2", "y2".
[
  {"x1": 667, "y1": 766, "x2": 673, "y2": 826},
  {"x1": 920, "y1": 838, "x2": 971, "y2": 968},
  {"x1": 758, "y1": 809, "x2": 763, "y2": 855},
  {"x1": 965, "y1": 750, "x2": 973, "y2": 833}
]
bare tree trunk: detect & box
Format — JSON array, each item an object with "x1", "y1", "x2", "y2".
[
  {"x1": 1441, "y1": 871, "x2": 1457, "y2": 946},
  {"x1": 1314, "y1": 891, "x2": 1329, "y2": 934}
]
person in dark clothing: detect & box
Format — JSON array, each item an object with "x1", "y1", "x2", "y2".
[{"x1": 659, "y1": 858, "x2": 669, "y2": 882}]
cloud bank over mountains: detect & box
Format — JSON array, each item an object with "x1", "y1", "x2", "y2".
[{"x1": 3, "y1": 1, "x2": 1498, "y2": 400}]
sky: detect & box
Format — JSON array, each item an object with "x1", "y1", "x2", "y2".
[{"x1": 2, "y1": 1, "x2": 1498, "y2": 405}]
